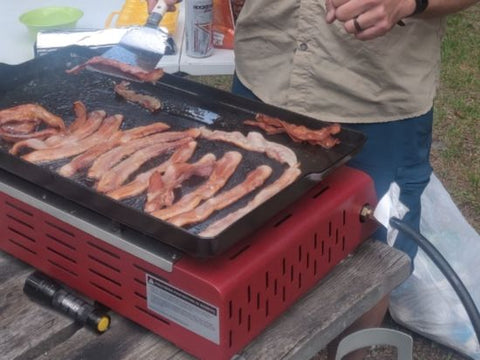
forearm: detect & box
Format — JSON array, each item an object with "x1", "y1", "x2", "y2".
[{"x1": 419, "y1": 0, "x2": 480, "y2": 17}]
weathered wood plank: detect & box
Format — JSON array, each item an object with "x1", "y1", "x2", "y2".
[
  {"x1": 0, "y1": 251, "x2": 76, "y2": 360},
  {"x1": 237, "y1": 240, "x2": 411, "y2": 360},
  {"x1": 0, "y1": 240, "x2": 410, "y2": 360}
]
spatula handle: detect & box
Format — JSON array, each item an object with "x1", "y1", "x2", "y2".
[{"x1": 146, "y1": 0, "x2": 168, "y2": 28}]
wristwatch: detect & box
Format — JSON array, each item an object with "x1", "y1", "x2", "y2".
[{"x1": 412, "y1": 0, "x2": 429, "y2": 16}]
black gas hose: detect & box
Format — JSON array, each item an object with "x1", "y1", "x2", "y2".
[{"x1": 390, "y1": 217, "x2": 480, "y2": 344}]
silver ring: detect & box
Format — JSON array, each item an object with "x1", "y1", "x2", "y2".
[{"x1": 353, "y1": 16, "x2": 363, "y2": 32}]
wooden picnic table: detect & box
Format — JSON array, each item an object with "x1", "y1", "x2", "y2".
[{"x1": 0, "y1": 239, "x2": 410, "y2": 360}]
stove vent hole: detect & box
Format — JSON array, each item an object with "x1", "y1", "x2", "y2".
[
  {"x1": 7, "y1": 214, "x2": 34, "y2": 230},
  {"x1": 8, "y1": 238, "x2": 36, "y2": 254},
  {"x1": 8, "y1": 226, "x2": 35, "y2": 243},
  {"x1": 5, "y1": 200, "x2": 33, "y2": 216},
  {"x1": 45, "y1": 220, "x2": 75, "y2": 238}
]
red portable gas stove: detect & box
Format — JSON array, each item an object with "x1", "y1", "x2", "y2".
[{"x1": 0, "y1": 165, "x2": 377, "y2": 360}]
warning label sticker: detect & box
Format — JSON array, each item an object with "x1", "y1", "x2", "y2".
[{"x1": 146, "y1": 274, "x2": 220, "y2": 344}]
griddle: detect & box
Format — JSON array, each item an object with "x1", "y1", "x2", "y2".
[{"x1": 0, "y1": 46, "x2": 366, "y2": 258}]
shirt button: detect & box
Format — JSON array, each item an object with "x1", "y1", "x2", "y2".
[{"x1": 298, "y1": 42, "x2": 308, "y2": 51}]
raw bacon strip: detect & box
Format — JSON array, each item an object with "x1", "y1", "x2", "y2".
[
  {"x1": 0, "y1": 104, "x2": 65, "y2": 130},
  {"x1": 88, "y1": 128, "x2": 199, "y2": 180},
  {"x1": 22, "y1": 114, "x2": 123, "y2": 163},
  {"x1": 169, "y1": 165, "x2": 272, "y2": 227},
  {"x1": 114, "y1": 81, "x2": 162, "y2": 112},
  {"x1": 200, "y1": 166, "x2": 301, "y2": 237},
  {"x1": 96, "y1": 137, "x2": 194, "y2": 193},
  {"x1": 106, "y1": 141, "x2": 197, "y2": 201},
  {"x1": 10, "y1": 110, "x2": 106, "y2": 155},
  {"x1": 151, "y1": 151, "x2": 242, "y2": 221},
  {"x1": 245, "y1": 113, "x2": 341, "y2": 149},
  {"x1": 199, "y1": 127, "x2": 298, "y2": 167},
  {"x1": 66, "y1": 56, "x2": 165, "y2": 83},
  {"x1": 59, "y1": 122, "x2": 170, "y2": 177},
  {"x1": 144, "y1": 153, "x2": 217, "y2": 213}
]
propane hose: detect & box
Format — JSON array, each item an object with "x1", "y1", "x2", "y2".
[{"x1": 390, "y1": 217, "x2": 480, "y2": 344}]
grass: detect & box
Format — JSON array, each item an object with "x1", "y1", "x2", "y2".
[{"x1": 432, "y1": 4, "x2": 480, "y2": 232}]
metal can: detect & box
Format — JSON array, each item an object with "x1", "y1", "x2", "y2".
[{"x1": 185, "y1": 0, "x2": 214, "y2": 58}]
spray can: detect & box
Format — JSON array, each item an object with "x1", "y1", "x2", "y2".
[{"x1": 185, "y1": 0, "x2": 214, "y2": 58}]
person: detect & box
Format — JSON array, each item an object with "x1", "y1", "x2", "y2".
[{"x1": 231, "y1": 0, "x2": 479, "y2": 358}]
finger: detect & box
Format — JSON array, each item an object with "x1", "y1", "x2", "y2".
[
  {"x1": 334, "y1": 0, "x2": 370, "y2": 22},
  {"x1": 325, "y1": 0, "x2": 337, "y2": 23},
  {"x1": 352, "y1": 20, "x2": 394, "y2": 40},
  {"x1": 330, "y1": 0, "x2": 351, "y2": 8}
]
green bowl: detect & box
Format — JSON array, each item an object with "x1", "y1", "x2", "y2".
[{"x1": 19, "y1": 6, "x2": 84, "y2": 37}]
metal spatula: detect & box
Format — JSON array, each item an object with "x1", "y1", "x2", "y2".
[{"x1": 89, "y1": 0, "x2": 175, "y2": 78}]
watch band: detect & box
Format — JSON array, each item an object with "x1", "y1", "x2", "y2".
[{"x1": 412, "y1": 0, "x2": 429, "y2": 15}]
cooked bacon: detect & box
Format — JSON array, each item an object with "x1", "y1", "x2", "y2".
[
  {"x1": 245, "y1": 113, "x2": 341, "y2": 149},
  {"x1": 199, "y1": 127, "x2": 298, "y2": 167},
  {"x1": 169, "y1": 165, "x2": 272, "y2": 227},
  {"x1": 151, "y1": 151, "x2": 242, "y2": 221},
  {"x1": 66, "y1": 56, "x2": 165, "y2": 83},
  {"x1": 68, "y1": 101, "x2": 89, "y2": 133},
  {"x1": 106, "y1": 141, "x2": 197, "y2": 200},
  {"x1": 1, "y1": 121, "x2": 39, "y2": 134},
  {"x1": 22, "y1": 114, "x2": 123, "y2": 163},
  {"x1": 200, "y1": 166, "x2": 301, "y2": 237},
  {"x1": 144, "y1": 153, "x2": 217, "y2": 212},
  {"x1": 10, "y1": 110, "x2": 106, "y2": 155},
  {"x1": 43, "y1": 101, "x2": 89, "y2": 146},
  {"x1": 59, "y1": 122, "x2": 170, "y2": 177},
  {"x1": 96, "y1": 137, "x2": 194, "y2": 193},
  {"x1": 114, "y1": 81, "x2": 162, "y2": 112},
  {"x1": 88, "y1": 128, "x2": 199, "y2": 180},
  {"x1": 0, "y1": 104, "x2": 65, "y2": 130},
  {"x1": 1, "y1": 128, "x2": 60, "y2": 143}
]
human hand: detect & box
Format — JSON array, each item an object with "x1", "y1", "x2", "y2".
[
  {"x1": 325, "y1": 0, "x2": 416, "y2": 40},
  {"x1": 147, "y1": 0, "x2": 181, "y2": 12}
]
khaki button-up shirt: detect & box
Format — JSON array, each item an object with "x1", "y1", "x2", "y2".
[{"x1": 234, "y1": 0, "x2": 446, "y2": 123}]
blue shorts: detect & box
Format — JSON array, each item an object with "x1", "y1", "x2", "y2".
[{"x1": 232, "y1": 75, "x2": 433, "y2": 260}]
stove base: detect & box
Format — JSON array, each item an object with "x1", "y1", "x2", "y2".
[{"x1": 0, "y1": 166, "x2": 377, "y2": 360}]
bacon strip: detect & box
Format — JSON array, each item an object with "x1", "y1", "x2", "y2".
[
  {"x1": 59, "y1": 122, "x2": 170, "y2": 177},
  {"x1": 245, "y1": 113, "x2": 341, "y2": 149},
  {"x1": 199, "y1": 127, "x2": 298, "y2": 167},
  {"x1": 200, "y1": 166, "x2": 301, "y2": 237},
  {"x1": 1, "y1": 121, "x2": 39, "y2": 134},
  {"x1": 88, "y1": 128, "x2": 199, "y2": 180},
  {"x1": 144, "y1": 153, "x2": 217, "y2": 213},
  {"x1": 106, "y1": 141, "x2": 197, "y2": 201},
  {"x1": 114, "y1": 81, "x2": 162, "y2": 112},
  {"x1": 169, "y1": 165, "x2": 272, "y2": 227},
  {"x1": 151, "y1": 151, "x2": 242, "y2": 221},
  {"x1": 10, "y1": 110, "x2": 106, "y2": 155},
  {"x1": 96, "y1": 137, "x2": 194, "y2": 193},
  {"x1": 1, "y1": 128, "x2": 60, "y2": 143},
  {"x1": 0, "y1": 104, "x2": 65, "y2": 130},
  {"x1": 22, "y1": 114, "x2": 123, "y2": 163},
  {"x1": 66, "y1": 56, "x2": 165, "y2": 83}
]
